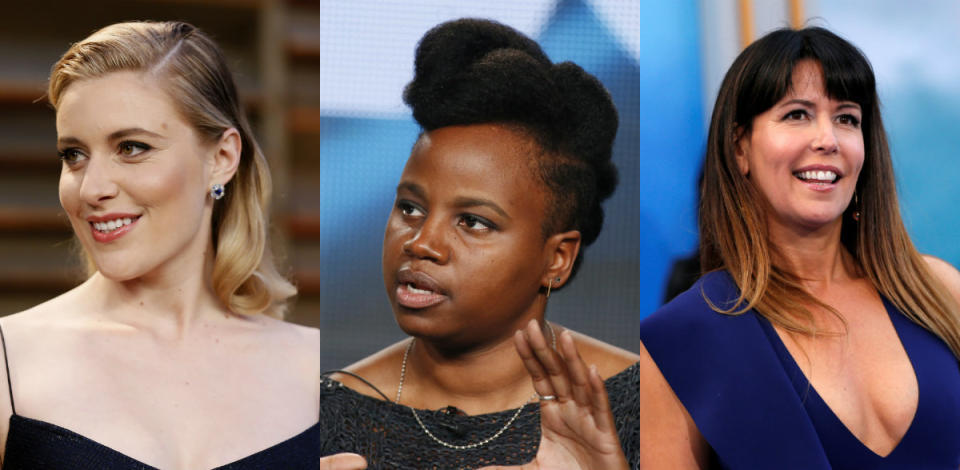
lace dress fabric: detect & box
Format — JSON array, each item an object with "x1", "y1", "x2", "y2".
[{"x1": 318, "y1": 362, "x2": 641, "y2": 469}]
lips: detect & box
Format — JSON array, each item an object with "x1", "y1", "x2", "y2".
[
  {"x1": 395, "y1": 268, "x2": 448, "y2": 309},
  {"x1": 793, "y1": 165, "x2": 843, "y2": 189},
  {"x1": 86, "y1": 213, "x2": 141, "y2": 243},
  {"x1": 794, "y1": 169, "x2": 838, "y2": 183}
]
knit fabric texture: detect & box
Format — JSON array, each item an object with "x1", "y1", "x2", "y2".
[{"x1": 319, "y1": 361, "x2": 641, "y2": 469}]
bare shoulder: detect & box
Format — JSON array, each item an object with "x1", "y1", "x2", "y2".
[
  {"x1": 563, "y1": 327, "x2": 641, "y2": 379},
  {"x1": 0, "y1": 289, "x2": 82, "y2": 458},
  {"x1": 245, "y1": 316, "x2": 322, "y2": 381},
  {"x1": 635, "y1": 340, "x2": 710, "y2": 469},
  {"x1": 256, "y1": 315, "x2": 321, "y2": 347},
  {"x1": 2, "y1": 287, "x2": 85, "y2": 328},
  {"x1": 922, "y1": 254, "x2": 960, "y2": 304},
  {"x1": 327, "y1": 339, "x2": 408, "y2": 401}
]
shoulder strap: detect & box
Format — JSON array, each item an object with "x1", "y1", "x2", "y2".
[
  {"x1": 0, "y1": 323, "x2": 15, "y2": 415},
  {"x1": 321, "y1": 369, "x2": 391, "y2": 402},
  {"x1": 638, "y1": 271, "x2": 830, "y2": 469}
]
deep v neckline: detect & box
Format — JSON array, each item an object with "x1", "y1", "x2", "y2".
[
  {"x1": 757, "y1": 296, "x2": 921, "y2": 459},
  {"x1": 5, "y1": 414, "x2": 321, "y2": 469}
]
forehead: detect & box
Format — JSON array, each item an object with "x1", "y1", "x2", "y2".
[
  {"x1": 783, "y1": 60, "x2": 861, "y2": 110},
  {"x1": 55, "y1": 71, "x2": 185, "y2": 135},
  {"x1": 402, "y1": 124, "x2": 547, "y2": 203},
  {"x1": 785, "y1": 60, "x2": 826, "y2": 97}
]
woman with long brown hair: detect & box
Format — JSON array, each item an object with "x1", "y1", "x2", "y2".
[{"x1": 637, "y1": 27, "x2": 960, "y2": 468}]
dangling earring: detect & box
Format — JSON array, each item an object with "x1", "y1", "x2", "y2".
[
  {"x1": 545, "y1": 277, "x2": 561, "y2": 299},
  {"x1": 852, "y1": 192, "x2": 861, "y2": 222},
  {"x1": 210, "y1": 183, "x2": 225, "y2": 200}
]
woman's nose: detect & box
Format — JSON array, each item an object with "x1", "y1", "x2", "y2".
[
  {"x1": 77, "y1": 156, "x2": 119, "y2": 205},
  {"x1": 402, "y1": 216, "x2": 450, "y2": 264}
]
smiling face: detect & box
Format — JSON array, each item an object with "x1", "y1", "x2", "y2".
[
  {"x1": 736, "y1": 60, "x2": 865, "y2": 236},
  {"x1": 382, "y1": 124, "x2": 565, "y2": 348},
  {"x1": 56, "y1": 71, "x2": 217, "y2": 282}
]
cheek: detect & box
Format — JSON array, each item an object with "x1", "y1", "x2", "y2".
[
  {"x1": 751, "y1": 136, "x2": 794, "y2": 169},
  {"x1": 58, "y1": 170, "x2": 80, "y2": 212},
  {"x1": 474, "y1": 237, "x2": 540, "y2": 286},
  {"x1": 845, "y1": 136, "x2": 866, "y2": 174},
  {"x1": 382, "y1": 216, "x2": 416, "y2": 266},
  {"x1": 383, "y1": 216, "x2": 409, "y2": 247},
  {"x1": 137, "y1": 161, "x2": 205, "y2": 218}
]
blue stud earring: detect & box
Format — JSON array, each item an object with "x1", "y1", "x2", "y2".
[{"x1": 210, "y1": 183, "x2": 225, "y2": 200}]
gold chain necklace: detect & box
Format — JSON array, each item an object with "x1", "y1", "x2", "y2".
[{"x1": 395, "y1": 322, "x2": 556, "y2": 450}]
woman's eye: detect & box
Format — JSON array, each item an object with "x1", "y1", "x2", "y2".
[
  {"x1": 119, "y1": 141, "x2": 150, "y2": 157},
  {"x1": 836, "y1": 114, "x2": 861, "y2": 127},
  {"x1": 397, "y1": 200, "x2": 424, "y2": 217},
  {"x1": 783, "y1": 109, "x2": 808, "y2": 121},
  {"x1": 58, "y1": 148, "x2": 86, "y2": 164},
  {"x1": 458, "y1": 214, "x2": 493, "y2": 231}
]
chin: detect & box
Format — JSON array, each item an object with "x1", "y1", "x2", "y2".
[
  {"x1": 797, "y1": 214, "x2": 845, "y2": 231},
  {"x1": 393, "y1": 310, "x2": 450, "y2": 341},
  {"x1": 91, "y1": 258, "x2": 149, "y2": 283}
]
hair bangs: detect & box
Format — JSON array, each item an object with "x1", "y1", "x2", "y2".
[{"x1": 801, "y1": 31, "x2": 876, "y2": 112}]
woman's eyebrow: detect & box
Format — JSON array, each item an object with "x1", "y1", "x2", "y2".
[
  {"x1": 107, "y1": 127, "x2": 164, "y2": 140},
  {"x1": 57, "y1": 127, "x2": 165, "y2": 147},
  {"x1": 396, "y1": 181, "x2": 426, "y2": 199},
  {"x1": 453, "y1": 196, "x2": 510, "y2": 220}
]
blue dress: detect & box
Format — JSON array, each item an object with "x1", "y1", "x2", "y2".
[{"x1": 638, "y1": 270, "x2": 960, "y2": 469}]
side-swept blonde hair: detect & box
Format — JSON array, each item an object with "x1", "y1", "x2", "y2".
[
  {"x1": 49, "y1": 21, "x2": 296, "y2": 317},
  {"x1": 701, "y1": 27, "x2": 960, "y2": 360}
]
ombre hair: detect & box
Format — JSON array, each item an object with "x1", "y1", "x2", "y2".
[
  {"x1": 701, "y1": 27, "x2": 960, "y2": 359},
  {"x1": 49, "y1": 21, "x2": 296, "y2": 318}
]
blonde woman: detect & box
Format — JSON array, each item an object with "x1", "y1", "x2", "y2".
[
  {"x1": 637, "y1": 27, "x2": 960, "y2": 468},
  {"x1": 0, "y1": 22, "x2": 363, "y2": 469}
]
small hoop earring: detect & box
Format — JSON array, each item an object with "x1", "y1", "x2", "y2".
[{"x1": 210, "y1": 183, "x2": 225, "y2": 200}]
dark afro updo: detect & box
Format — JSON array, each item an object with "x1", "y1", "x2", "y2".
[{"x1": 403, "y1": 18, "x2": 619, "y2": 284}]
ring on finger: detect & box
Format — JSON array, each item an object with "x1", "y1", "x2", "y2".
[{"x1": 538, "y1": 394, "x2": 557, "y2": 401}]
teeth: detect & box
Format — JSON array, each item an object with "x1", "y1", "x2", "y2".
[
  {"x1": 92, "y1": 217, "x2": 136, "y2": 233},
  {"x1": 796, "y1": 170, "x2": 837, "y2": 183},
  {"x1": 406, "y1": 283, "x2": 434, "y2": 295}
]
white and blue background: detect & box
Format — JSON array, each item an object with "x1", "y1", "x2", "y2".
[{"x1": 318, "y1": 0, "x2": 960, "y2": 369}]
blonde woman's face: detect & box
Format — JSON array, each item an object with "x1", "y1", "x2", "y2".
[
  {"x1": 56, "y1": 71, "x2": 216, "y2": 282},
  {"x1": 735, "y1": 60, "x2": 865, "y2": 235}
]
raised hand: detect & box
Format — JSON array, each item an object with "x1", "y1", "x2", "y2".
[
  {"x1": 320, "y1": 452, "x2": 367, "y2": 470},
  {"x1": 481, "y1": 319, "x2": 629, "y2": 470}
]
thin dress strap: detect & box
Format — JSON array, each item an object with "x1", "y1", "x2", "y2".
[
  {"x1": 0, "y1": 323, "x2": 15, "y2": 414},
  {"x1": 321, "y1": 369, "x2": 392, "y2": 402}
]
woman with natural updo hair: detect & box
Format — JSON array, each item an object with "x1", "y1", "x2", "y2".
[
  {"x1": 320, "y1": 18, "x2": 639, "y2": 469},
  {"x1": 0, "y1": 21, "x2": 363, "y2": 469},
  {"x1": 637, "y1": 27, "x2": 960, "y2": 468}
]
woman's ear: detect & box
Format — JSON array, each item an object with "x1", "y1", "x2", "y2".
[
  {"x1": 210, "y1": 127, "x2": 242, "y2": 186},
  {"x1": 541, "y1": 230, "x2": 582, "y2": 291},
  {"x1": 733, "y1": 125, "x2": 750, "y2": 176}
]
